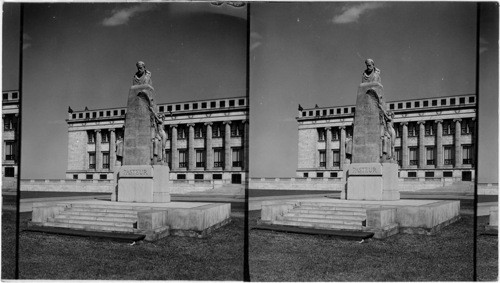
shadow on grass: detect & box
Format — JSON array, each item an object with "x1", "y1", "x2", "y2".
[
  {"x1": 8, "y1": 210, "x2": 243, "y2": 280},
  {"x1": 249, "y1": 210, "x2": 477, "y2": 281}
]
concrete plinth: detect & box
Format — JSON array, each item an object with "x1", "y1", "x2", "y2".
[
  {"x1": 29, "y1": 200, "x2": 231, "y2": 241},
  {"x1": 344, "y1": 163, "x2": 400, "y2": 201},
  {"x1": 116, "y1": 165, "x2": 170, "y2": 203},
  {"x1": 260, "y1": 198, "x2": 460, "y2": 238}
]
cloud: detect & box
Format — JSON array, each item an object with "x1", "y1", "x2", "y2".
[
  {"x1": 332, "y1": 3, "x2": 385, "y2": 24},
  {"x1": 102, "y1": 4, "x2": 155, "y2": 26}
]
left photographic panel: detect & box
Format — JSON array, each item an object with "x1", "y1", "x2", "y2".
[{"x1": 5, "y1": 2, "x2": 248, "y2": 280}]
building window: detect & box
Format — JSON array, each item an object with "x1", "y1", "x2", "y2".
[
  {"x1": 319, "y1": 150, "x2": 326, "y2": 167},
  {"x1": 408, "y1": 123, "x2": 418, "y2": 137},
  {"x1": 441, "y1": 99, "x2": 447, "y2": 105},
  {"x1": 73, "y1": 174, "x2": 78, "y2": 180},
  {"x1": 463, "y1": 145, "x2": 473, "y2": 165},
  {"x1": 443, "y1": 121, "x2": 454, "y2": 136},
  {"x1": 406, "y1": 102, "x2": 411, "y2": 108},
  {"x1": 231, "y1": 122, "x2": 243, "y2": 137},
  {"x1": 425, "y1": 171, "x2": 435, "y2": 178},
  {"x1": 415, "y1": 101, "x2": 420, "y2": 107},
  {"x1": 450, "y1": 98, "x2": 456, "y2": 105},
  {"x1": 86, "y1": 174, "x2": 93, "y2": 180},
  {"x1": 177, "y1": 125, "x2": 187, "y2": 139},
  {"x1": 444, "y1": 146, "x2": 454, "y2": 165},
  {"x1": 213, "y1": 174, "x2": 222, "y2": 180},
  {"x1": 89, "y1": 152, "x2": 96, "y2": 169},
  {"x1": 304, "y1": 173, "x2": 309, "y2": 178},
  {"x1": 214, "y1": 149, "x2": 223, "y2": 167},
  {"x1": 232, "y1": 148, "x2": 243, "y2": 167},
  {"x1": 461, "y1": 119, "x2": 474, "y2": 135},
  {"x1": 432, "y1": 100, "x2": 437, "y2": 106},
  {"x1": 101, "y1": 130, "x2": 110, "y2": 143},
  {"x1": 213, "y1": 124, "x2": 224, "y2": 138},
  {"x1": 195, "y1": 125, "x2": 205, "y2": 139},
  {"x1": 2, "y1": 93, "x2": 7, "y2": 100},
  {"x1": 220, "y1": 101, "x2": 226, "y2": 108},
  {"x1": 332, "y1": 150, "x2": 340, "y2": 167},
  {"x1": 443, "y1": 171, "x2": 453, "y2": 177},
  {"x1": 195, "y1": 174, "x2": 204, "y2": 180},
  {"x1": 332, "y1": 128, "x2": 340, "y2": 141},
  {"x1": 330, "y1": 172, "x2": 338, "y2": 178},
  {"x1": 210, "y1": 101, "x2": 216, "y2": 108},
  {"x1": 395, "y1": 148, "x2": 401, "y2": 166},
  {"x1": 87, "y1": 131, "x2": 96, "y2": 144},
  {"x1": 469, "y1": 96, "x2": 475, "y2": 103},
  {"x1": 317, "y1": 128, "x2": 326, "y2": 141},
  {"x1": 196, "y1": 150, "x2": 205, "y2": 167},
  {"x1": 102, "y1": 152, "x2": 110, "y2": 169},
  {"x1": 179, "y1": 150, "x2": 187, "y2": 168},
  {"x1": 3, "y1": 114, "x2": 16, "y2": 131},
  {"x1": 5, "y1": 167, "x2": 15, "y2": 177},
  {"x1": 177, "y1": 174, "x2": 186, "y2": 180},
  {"x1": 99, "y1": 174, "x2": 107, "y2": 180},
  {"x1": 423, "y1": 101, "x2": 429, "y2": 107},
  {"x1": 426, "y1": 147, "x2": 435, "y2": 165},
  {"x1": 398, "y1": 103, "x2": 403, "y2": 109},
  {"x1": 409, "y1": 147, "x2": 418, "y2": 165},
  {"x1": 317, "y1": 172, "x2": 324, "y2": 178},
  {"x1": 4, "y1": 141, "x2": 15, "y2": 161},
  {"x1": 239, "y1": 99, "x2": 245, "y2": 106},
  {"x1": 192, "y1": 103, "x2": 198, "y2": 110},
  {"x1": 201, "y1": 102, "x2": 207, "y2": 109},
  {"x1": 408, "y1": 171, "x2": 417, "y2": 178},
  {"x1": 425, "y1": 122, "x2": 435, "y2": 136}
]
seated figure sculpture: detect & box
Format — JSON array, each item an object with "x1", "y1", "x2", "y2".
[{"x1": 130, "y1": 61, "x2": 167, "y2": 165}]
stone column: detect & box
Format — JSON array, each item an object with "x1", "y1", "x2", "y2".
[
  {"x1": 170, "y1": 125, "x2": 178, "y2": 170},
  {"x1": 435, "y1": 120, "x2": 443, "y2": 168},
  {"x1": 205, "y1": 122, "x2": 213, "y2": 170},
  {"x1": 224, "y1": 121, "x2": 232, "y2": 171},
  {"x1": 95, "y1": 129, "x2": 101, "y2": 170},
  {"x1": 401, "y1": 122, "x2": 408, "y2": 169},
  {"x1": 454, "y1": 118, "x2": 462, "y2": 168},
  {"x1": 188, "y1": 124, "x2": 195, "y2": 170},
  {"x1": 339, "y1": 126, "x2": 346, "y2": 169},
  {"x1": 418, "y1": 121, "x2": 425, "y2": 168},
  {"x1": 243, "y1": 120, "x2": 249, "y2": 170},
  {"x1": 325, "y1": 127, "x2": 332, "y2": 169},
  {"x1": 110, "y1": 129, "x2": 116, "y2": 170}
]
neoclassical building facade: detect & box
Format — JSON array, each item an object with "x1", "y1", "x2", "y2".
[
  {"x1": 2, "y1": 90, "x2": 20, "y2": 191},
  {"x1": 297, "y1": 94, "x2": 476, "y2": 181},
  {"x1": 66, "y1": 96, "x2": 248, "y2": 184}
]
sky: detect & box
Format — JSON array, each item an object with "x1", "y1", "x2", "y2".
[
  {"x1": 249, "y1": 2, "x2": 498, "y2": 182},
  {"x1": 2, "y1": 2, "x2": 498, "y2": 183},
  {"x1": 2, "y1": 3, "x2": 247, "y2": 179}
]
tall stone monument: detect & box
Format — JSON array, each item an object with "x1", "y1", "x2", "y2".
[
  {"x1": 344, "y1": 59, "x2": 399, "y2": 201},
  {"x1": 115, "y1": 61, "x2": 170, "y2": 203}
]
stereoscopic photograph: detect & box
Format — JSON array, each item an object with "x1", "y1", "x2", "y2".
[{"x1": 1, "y1": 1, "x2": 498, "y2": 281}]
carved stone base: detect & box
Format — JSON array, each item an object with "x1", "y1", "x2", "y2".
[
  {"x1": 116, "y1": 165, "x2": 170, "y2": 203},
  {"x1": 344, "y1": 163, "x2": 400, "y2": 201}
]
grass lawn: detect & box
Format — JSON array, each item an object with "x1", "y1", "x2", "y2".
[
  {"x1": 4, "y1": 209, "x2": 244, "y2": 280},
  {"x1": 249, "y1": 209, "x2": 477, "y2": 281},
  {"x1": 476, "y1": 215, "x2": 498, "y2": 281}
]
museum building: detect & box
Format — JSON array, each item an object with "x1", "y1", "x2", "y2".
[
  {"x1": 297, "y1": 94, "x2": 476, "y2": 181},
  {"x1": 2, "y1": 90, "x2": 20, "y2": 191},
  {"x1": 66, "y1": 96, "x2": 248, "y2": 184}
]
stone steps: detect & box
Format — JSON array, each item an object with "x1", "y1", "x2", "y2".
[
  {"x1": 39, "y1": 221, "x2": 136, "y2": 233},
  {"x1": 54, "y1": 214, "x2": 137, "y2": 223},
  {"x1": 270, "y1": 202, "x2": 368, "y2": 232},
  {"x1": 64, "y1": 207, "x2": 141, "y2": 215},
  {"x1": 283, "y1": 212, "x2": 365, "y2": 221},
  {"x1": 62, "y1": 210, "x2": 138, "y2": 218},
  {"x1": 48, "y1": 217, "x2": 136, "y2": 228},
  {"x1": 272, "y1": 219, "x2": 363, "y2": 231},
  {"x1": 291, "y1": 209, "x2": 366, "y2": 216}
]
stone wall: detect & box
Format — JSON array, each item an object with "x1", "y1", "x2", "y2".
[
  {"x1": 67, "y1": 131, "x2": 87, "y2": 171},
  {"x1": 249, "y1": 178, "x2": 344, "y2": 191},
  {"x1": 478, "y1": 183, "x2": 499, "y2": 195},
  {"x1": 297, "y1": 129, "x2": 317, "y2": 170}
]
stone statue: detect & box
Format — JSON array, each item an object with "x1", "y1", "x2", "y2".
[
  {"x1": 129, "y1": 61, "x2": 167, "y2": 165},
  {"x1": 383, "y1": 111, "x2": 396, "y2": 161},
  {"x1": 115, "y1": 136, "x2": 123, "y2": 165},
  {"x1": 361, "y1": 58, "x2": 381, "y2": 84},
  {"x1": 345, "y1": 132, "x2": 353, "y2": 164}
]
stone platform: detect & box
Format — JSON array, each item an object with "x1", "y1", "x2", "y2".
[
  {"x1": 260, "y1": 198, "x2": 460, "y2": 239},
  {"x1": 28, "y1": 200, "x2": 231, "y2": 241}
]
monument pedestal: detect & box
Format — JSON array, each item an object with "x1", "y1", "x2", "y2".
[
  {"x1": 343, "y1": 163, "x2": 400, "y2": 201},
  {"x1": 116, "y1": 165, "x2": 170, "y2": 203}
]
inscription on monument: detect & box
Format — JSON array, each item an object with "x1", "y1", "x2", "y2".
[
  {"x1": 120, "y1": 166, "x2": 153, "y2": 178},
  {"x1": 349, "y1": 163, "x2": 382, "y2": 175}
]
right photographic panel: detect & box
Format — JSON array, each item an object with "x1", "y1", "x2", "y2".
[{"x1": 248, "y1": 2, "x2": 497, "y2": 281}]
